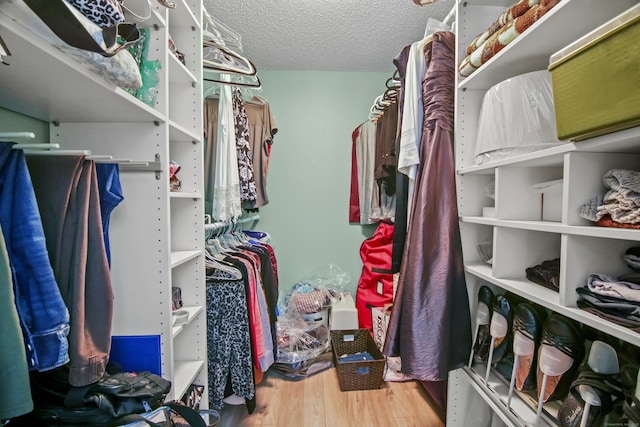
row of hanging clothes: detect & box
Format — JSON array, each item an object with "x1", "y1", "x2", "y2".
[
  {"x1": 349, "y1": 72, "x2": 401, "y2": 227},
  {"x1": 201, "y1": 7, "x2": 278, "y2": 223},
  {"x1": 199, "y1": 10, "x2": 281, "y2": 415},
  {"x1": 203, "y1": 216, "x2": 279, "y2": 412},
  {"x1": 350, "y1": 7, "x2": 472, "y2": 414},
  {"x1": 0, "y1": 136, "x2": 131, "y2": 421}
]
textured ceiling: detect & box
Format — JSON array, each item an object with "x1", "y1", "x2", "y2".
[{"x1": 202, "y1": 0, "x2": 455, "y2": 72}]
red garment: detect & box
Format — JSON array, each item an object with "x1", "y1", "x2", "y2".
[
  {"x1": 349, "y1": 126, "x2": 361, "y2": 223},
  {"x1": 355, "y1": 222, "x2": 395, "y2": 331},
  {"x1": 258, "y1": 242, "x2": 279, "y2": 286},
  {"x1": 235, "y1": 253, "x2": 265, "y2": 372},
  {"x1": 594, "y1": 215, "x2": 640, "y2": 229}
]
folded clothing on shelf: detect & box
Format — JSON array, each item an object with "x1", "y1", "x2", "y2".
[
  {"x1": 271, "y1": 349, "x2": 333, "y2": 381},
  {"x1": 576, "y1": 254, "x2": 640, "y2": 332},
  {"x1": 337, "y1": 351, "x2": 374, "y2": 363},
  {"x1": 581, "y1": 169, "x2": 640, "y2": 226},
  {"x1": 465, "y1": 0, "x2": 541, "y2": 56},
  {"x1": 458, "y1": 0, "x2": 560, "y2": 78},
  {"x1": 525, "y1": 257, "x2": 560, "y2": 291}
]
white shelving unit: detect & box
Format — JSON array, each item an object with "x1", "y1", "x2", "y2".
[
  {"x1": 448, "y1": 0, "x2": 639, "y2": 425},
  {"x1": 0, "y1": 0, "x2": 206, "y2": 404}
]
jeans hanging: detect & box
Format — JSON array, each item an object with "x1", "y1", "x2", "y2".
[{"x1": 0, "y1": 142, "x2": 70, "y2": 373}]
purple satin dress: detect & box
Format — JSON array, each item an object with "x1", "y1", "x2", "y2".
[{"x1": 384, "y1": 32, "x2": 472, "y2": 390}]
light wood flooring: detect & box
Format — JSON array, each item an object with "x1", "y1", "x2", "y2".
[{"x1": 216, "y1": 368, "x2": 446, "y2": 427}]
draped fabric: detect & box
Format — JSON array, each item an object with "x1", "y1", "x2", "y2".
[
  {"x1": 383, "y1": 31, "x2": 471, "y2": 382},
  {"x1": 355, "y1": 120, "x2": 379, "y2": 224},
  {"x1": 349, "y1": 126, "x2": 361, "y2": 223},
  {"x1": 0, "y1": 222, "x2": 33, "y2": 420},
  {"x1": 232, "y1": 88, "x2": 257, "y2": 204},
  {"x1": 28, "y1": 155, "x2": 113, "y2": 387},
  {"x1": 205, "y1": 269, "x2": 254, "y2": 409},
  {"x1": 0, "y1": 144, "x2": 70, "y2": 375},
  {"x1": 391, "y1": 44, "x2": 412, "y2": 273},
  {"x1": 243, "y1": 98, "x2": 278, "y2": 209},
  {"x1": 374, "y1": 96, "x2": 399, "y2": 197},
  {"x1": 208, "y1": 81, "x2": 242, "y2": 222},
  {"x1": 204, "y1": 237, "x2": 279, "y2": 413},
  {"x1": 204, "y1": 93, "x2": 277, "y2": 214},
  {"x1": 203, "y1": 97, "x2": 220, "y2": 213}
]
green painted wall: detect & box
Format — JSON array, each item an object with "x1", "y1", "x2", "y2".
[
  {"x1": 253, "y1": 70, "x2": 388, "y2": 298},
  {"x1": 0, "y1": 108, "x2": 49, "y2": 143},
  {"x1": 2, "y1": 70, "x2": 389, "y2": 300}
]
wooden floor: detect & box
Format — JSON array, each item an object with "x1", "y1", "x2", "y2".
[{"x1": 216, "y1": 368, "x2": 445, "y2": 427}]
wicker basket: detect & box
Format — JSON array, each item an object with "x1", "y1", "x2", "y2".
[{"x1": 331, "y1": 329, "x2": 386, "y2": 392}]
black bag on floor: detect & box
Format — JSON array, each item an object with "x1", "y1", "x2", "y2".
[{"x1": 28, "y1": 366, "x2": 171, "y2": 426}]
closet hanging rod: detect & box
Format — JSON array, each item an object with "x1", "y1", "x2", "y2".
[
  {"x1": 1, "y1": 131, "x2": 35, "y2": 139},
  {"x1": 204, "y1": 213, "x2": 261, "y2": 233},
  {"x1": 22, "y1": 149, "x2": 92, "y2": 156},
  {"x1": 18, "y1": 148, "x2": 162, "y2": 175},
  {"x1": 443, "y1": 4, "x2": 456, "y2": 26},
  {"x1": 85, "y1": 155, "x2": 138, "y2": 164},
  {"x1": 12, "y1": 142, "x2": 60, "y2": 150}
]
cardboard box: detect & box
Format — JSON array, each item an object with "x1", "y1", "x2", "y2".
[{"x1": 329, "y1": 293, "x2": 358, "y2": 330}]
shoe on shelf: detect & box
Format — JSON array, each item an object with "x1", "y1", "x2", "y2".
[
  {"x1": 620, "y1": 360, "x2": 640, "y2": 425},
  {"x1": 472, "y1": 285, "x2": 495, "y2": 363},
  {"x1": 513, "y1": 302, "x2": 547, "y2": 392},
  {"x1": 490, "y1": 294, "x2": 514, "y2": 364},
  {"x1": 537, "y1": 313, "x2": 585, "y2": 403},
  {"x1": 557, "y1": 340, "x2": 623, "y2": 427},
  {"x1": 624, "y1": 397, "x2": 640, "y2": 424}
]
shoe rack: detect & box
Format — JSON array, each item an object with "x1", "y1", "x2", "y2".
[
  {"x1": 0, "y1": 0, "x2": 207, "y2": 404},
  {"x1": 448, "y1": 1, "x2": 639, "y2": 426}
]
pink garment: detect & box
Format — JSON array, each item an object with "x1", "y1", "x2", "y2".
[{"x1": 236, "y1": 252, "x2": 265, "y2": 370}]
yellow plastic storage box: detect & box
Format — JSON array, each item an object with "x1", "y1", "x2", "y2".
[{"x1": 548, "y1": 4, "x2": 640, "y2": 141}]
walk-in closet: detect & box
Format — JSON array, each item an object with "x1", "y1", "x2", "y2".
[{"x1": 1, "y1": 0, "x2": 639, "y2": 426}]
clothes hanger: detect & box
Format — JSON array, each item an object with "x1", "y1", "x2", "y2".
[
  {"x1": 0, "y1": 34, "x2": 11, "y2": 66},
  {"x1": 420, "y1": 17, "x2": 448, "y2": 48},
  {"x1": 385, "y1": 75, "x2": 401, "y2": 89},
  {"x1": 442, "y1": 4, "x2": 456, "y2": 29},
  {"x1": 205, "y1": 249, "x2": 242, "y2": 277},
  {"x1": 236, "y1": 230, "x2": 251, "y2": 244},
  {"x1": 120, "y1": 0, "x2": 152, "y2": 22},
  {"x1": 208, "y1": 235, "x2": 230, "y2": 253},
  {"x1": 203, "y1": 42, "x2": 256, "y2": 76},
  {"x1": 219, "y1": 233, "x2": 239, "y2": 250},
  {"x1": 156, "y1": 0, "x2": 176, "y2": 10},
  {"x1": 246, "y1": 94, "x2": 268, "y2": 105},
  {"x1": 203, "y1": 8, "x2": 243, "y2": 53},
  {"x1": 204, "y1": 72, "x2": 262, "y2": 89},
  {"x1": 382, "y1": 89, "x2": 398, "y2": 102}
]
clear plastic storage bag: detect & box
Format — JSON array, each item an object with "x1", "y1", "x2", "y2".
[
  {"x1": 275, "y1": 316, "x2": 331, "y2": 364},
  {"x1": 281, "y1": 264, "x2": 350, "y2": 315},
  {"x1": 474, "y1": 70, "x2": 563, "y2": 165}
]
